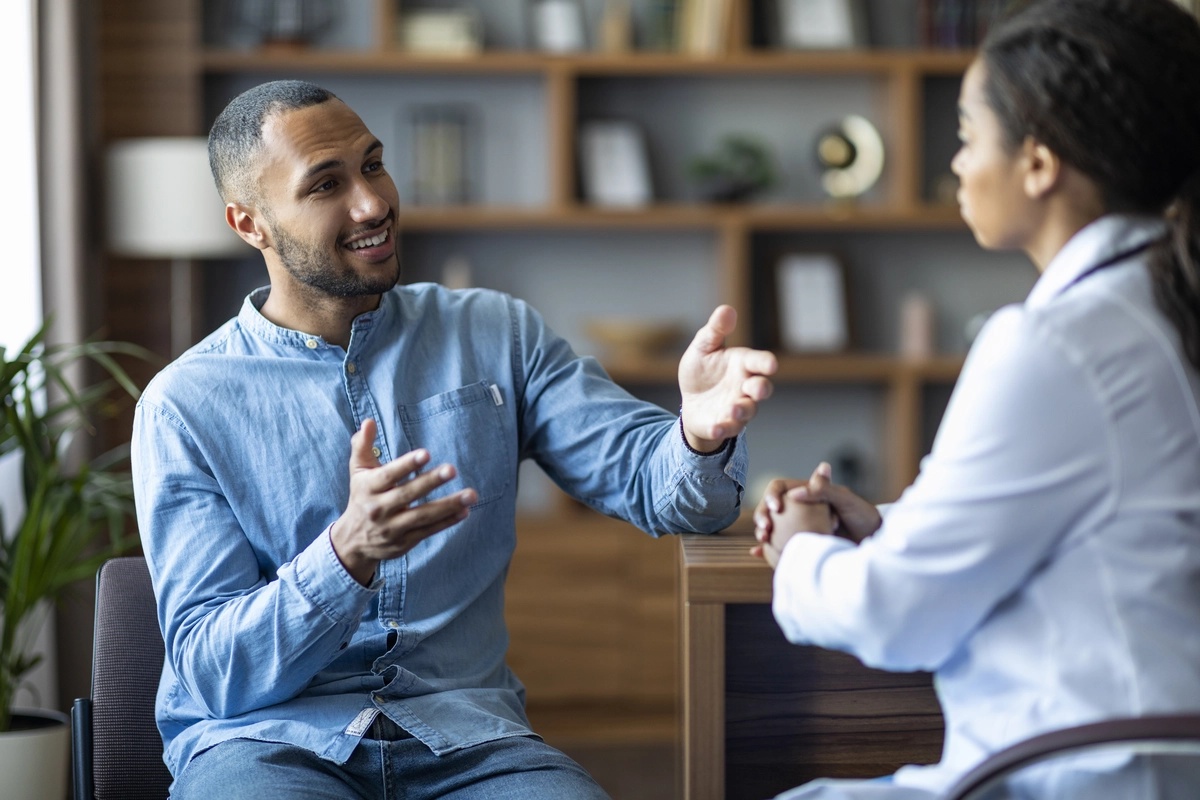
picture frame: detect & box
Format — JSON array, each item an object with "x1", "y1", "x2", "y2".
[
  {"x1": 776, "y1": 0, "x2": 868, "y2": 50},
  {"x1": 527, "y1": 0, "x2": 588, "y2": 53},
  {"x1": 409, "y1": 105, "x2": 475, "y2": 206},
  {"x1": 578, "y1": 121, "x2": 653, "y2": 208},
  {"x1": 775, "y1": 253, "x2": 850, "y2": 352}
]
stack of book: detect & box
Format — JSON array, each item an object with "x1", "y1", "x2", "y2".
[
  {"x1": 676, "y1": 0, "x2": 737, "y2": 55},
  {"x1": 918, "y1": 0, "x2": 1012, "y2": 49}
]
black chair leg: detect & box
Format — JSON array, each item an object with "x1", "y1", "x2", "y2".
[{"x1": 72, "y1": 697, "x2": 94, "y2": 800}]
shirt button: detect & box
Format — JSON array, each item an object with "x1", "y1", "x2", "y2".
[
  {"x1": 386, "y1": 620, "x2": 400, "y2": 629},
  {"x1": 347, "y1": 363, "x2": 357, "y2": 374},
  {"x1": 372, "y1": 447, "x2": 382, "y2": 458},
  {"x1": 305, "y1": 339, "x2": 318, "y2": 349}
]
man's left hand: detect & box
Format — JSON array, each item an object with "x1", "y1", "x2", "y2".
[{"x1": 678, "y1": 305, "x2": 777, "y2": 452}]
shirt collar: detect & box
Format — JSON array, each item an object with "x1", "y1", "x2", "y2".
[
  {"x1": 236, "y1": 286, "x2": 391, "y2": 351},
  {"x1": 1026, "y1": 214, "x2": 1167, "y2": 309}
]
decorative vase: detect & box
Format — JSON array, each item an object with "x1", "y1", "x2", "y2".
[{"x1": 0, "y1": 709, "x2": 70, "y2": 800}]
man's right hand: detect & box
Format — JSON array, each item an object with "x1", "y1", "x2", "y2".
[{"x1": 331, "y1": 419, "x2": 477, "y2": 586}]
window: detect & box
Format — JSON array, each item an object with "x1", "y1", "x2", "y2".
[{"x1": 0, "y1": 0, "x2": 41, "y2": 354}]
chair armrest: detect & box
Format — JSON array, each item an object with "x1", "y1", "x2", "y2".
[{"x1": 944, "y1": 714, "x2": 1200, "y2": 800}]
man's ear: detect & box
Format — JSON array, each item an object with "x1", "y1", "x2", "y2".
[
  {"x1": 1021, "y1": 136, "x2": 1062, "y2": 200},
  {"x1": 227, "y1": 203, "x2": 270, "y2": 251}
]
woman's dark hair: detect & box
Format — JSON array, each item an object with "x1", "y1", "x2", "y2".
[{"x1": 981, "y1": 0, "x2": 1200, "y2": 369}]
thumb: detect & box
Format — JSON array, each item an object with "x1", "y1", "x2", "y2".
[
  {"x1": 690, "y1": 305, "x2": 737, "y2": 355},
  {"x1": 806, "y1": 461, "x2": 832, "y2": 494},
  {"x1": 349, "y1": 419, "x2": 381, "y2": 471}
]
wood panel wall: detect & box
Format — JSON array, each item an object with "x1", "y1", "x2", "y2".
[
  {"x1": 56, "y1": 0, "x2": 204, "y2": 716},
  {"x1": 96, "y1": 0, "x2": 203, "y2": 375}
]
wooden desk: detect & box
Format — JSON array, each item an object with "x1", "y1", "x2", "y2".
[{"x1": 678, "y1": 532, "x2": 945, "y2": 800}]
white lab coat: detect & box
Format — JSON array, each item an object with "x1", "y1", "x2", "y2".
[{"x1": 772, "y1": 215, "x2": 1200, "y2": 799}]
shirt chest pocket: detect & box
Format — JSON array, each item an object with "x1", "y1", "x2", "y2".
[{"x1": 398, "y1": 381, "x2": 511, "y2": 508}]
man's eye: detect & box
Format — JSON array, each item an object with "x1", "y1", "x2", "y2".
[
  {"x1": 365, "y1": 161, "x2": 384, "y2": 174},
  {"x1": 314, "y1": 179, "x2": 336, "y2": 193}
]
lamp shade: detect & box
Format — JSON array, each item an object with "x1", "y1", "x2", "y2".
[{"x1": 105, "y1": 137, "x2": 247, "y2": 259}]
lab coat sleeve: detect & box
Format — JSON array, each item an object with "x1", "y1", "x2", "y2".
[{"x1": 772, "y1": 306, "x2": 1116, "y2": 671}]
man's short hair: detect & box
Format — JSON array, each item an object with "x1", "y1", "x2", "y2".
[{"x1": 208, "y1": 80, "x2": 336, "y2": 204}]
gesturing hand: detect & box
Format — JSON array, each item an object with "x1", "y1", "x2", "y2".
[
  {"x1": 331, "y1": 419, "x2": 478, "y2": 586},
  {"x1": 678, "y1": 305, "x2": 778, "y2": 453}
]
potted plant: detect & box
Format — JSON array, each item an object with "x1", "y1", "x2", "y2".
[
  {"x1": 0, "y1": 321, "x2": 147, "y2": 798},
  {"x1": 689, "y1": 134, "x2": 778, "y2": 204}
]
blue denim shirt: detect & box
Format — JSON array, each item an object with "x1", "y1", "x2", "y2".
[{"x1": 132, "y1": 283, "x2": 746, "y2": 777}]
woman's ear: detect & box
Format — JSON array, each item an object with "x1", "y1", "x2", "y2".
[
  {"x1": 226, "y1": 203, "x2": 270, "y2": 251},
  {"x1": 1021, "y1": 136, "x2": 1063, "y2": 200}
]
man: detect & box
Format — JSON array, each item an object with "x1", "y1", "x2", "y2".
[{"x1": 132, "y1": 79, "x2": 776, "y2": 799}]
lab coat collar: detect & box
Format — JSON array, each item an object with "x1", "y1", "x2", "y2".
[{"x1": 1026, "y1": 214, "x2": 1167, "y2": 310}]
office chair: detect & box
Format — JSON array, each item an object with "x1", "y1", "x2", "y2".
[
  {"x1": 943, "y1": 714, "x2": 1200, "y2": 799},
  {"x1": 72, "y1": 556, "x2": 173, "y2": 800}
]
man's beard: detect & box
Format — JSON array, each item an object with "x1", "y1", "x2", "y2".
[{"x1": 273, "y1": 224, "x2": 400, "y2": 298}]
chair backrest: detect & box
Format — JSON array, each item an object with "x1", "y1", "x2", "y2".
[
  {"x1": 943, "y1": 714, "x2": 1200, "y2": 799},
  {"x1": 88, "y1": 555, "x2": 173, "y2": 799}
]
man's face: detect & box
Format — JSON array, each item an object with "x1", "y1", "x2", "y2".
[{"x1": 255, "y1": 99, "x2": 401, "y2": 298}]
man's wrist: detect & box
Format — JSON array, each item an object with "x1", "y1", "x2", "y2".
[
  {"x1": 679, "y1": 414, "x2": 729, "y2": 456},
  {"x1": 329, "y1": 521, "x2": 378, "y2": 587}
]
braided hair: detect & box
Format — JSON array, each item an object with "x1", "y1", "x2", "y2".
[{"x1": 981, "y1": 0, "x2": 1200, "y2": 369}]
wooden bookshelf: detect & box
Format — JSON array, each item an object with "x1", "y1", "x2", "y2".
[{"x1": 98, "y1": 1, "x2": 1000, "y2": 787}]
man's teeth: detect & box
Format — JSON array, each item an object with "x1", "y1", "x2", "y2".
[{"x1": 347, "y1": 231, "x2": 388, "y2": 250}]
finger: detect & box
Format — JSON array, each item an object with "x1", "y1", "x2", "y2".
[
  {"x1": 349, "y1": 419, "x2": 382, "y2": 471},
  {"x1": 732, "y1": 397, "x2": 759, "y2": 424},
  {"x1": 690, "y1": 305, "x2": 737, "y2": 354},
  {"x1": 742, "y1": 374, "x2": 774, "y2": 402},
  {"x1": 402, "y1": 489, "x2": 476, "y2": 524},
  {"x1": 764, "y1": 479, "x2": 795, "y2": 513},
  {"x1": 740, "y1": 348, "x2": 778, "y2": 378},
  {"x1": 390, "y1": 500, "x2": 475, "y2": 552},
  {"x1": 761, "y1": 541, "x2": 781, "y2": 569},
  {"x1": 385, "y1": 463, "x2": 461, "y2": 509},
  {"x1": 804, "y1": 461, "x2": 831, "y2": 490},
  {"x1": 367, "y1": 448, "x2": 432, "y2": 492}
]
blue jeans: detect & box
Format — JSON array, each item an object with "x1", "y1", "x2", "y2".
[{"x1": 169, "y1": 733, "x2": 610, "y2": 800}]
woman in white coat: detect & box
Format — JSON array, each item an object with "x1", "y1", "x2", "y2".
[{"x1": 753, "y1": 0, "x2": 1200, "y2": 797}]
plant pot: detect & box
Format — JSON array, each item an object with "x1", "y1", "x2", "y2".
[{"x1": 0, "y1": 709, "x2": 70, "y2": 800}]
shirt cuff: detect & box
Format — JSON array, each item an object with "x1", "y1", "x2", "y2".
[
  {"x1": 771, "y1": 530, "x2": 856, "y2": 640},
  {"x1": 287, "y1": 526, "x2": 380, "y2": 625}
]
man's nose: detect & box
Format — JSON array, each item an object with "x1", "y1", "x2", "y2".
[{"x1": 350, "y1": 177, "x2": 391, "y2": 222}]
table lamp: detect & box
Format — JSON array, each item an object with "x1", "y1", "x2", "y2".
[{"x1": 105, "y1": 137, "x2": 248, "y2": 356}]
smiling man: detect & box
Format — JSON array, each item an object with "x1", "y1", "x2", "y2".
[{"x1": 131, "y1": 80, "x2": 777, "y2": 799}]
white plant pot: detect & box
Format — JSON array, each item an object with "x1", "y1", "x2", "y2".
[{"x1": 0, "y1": 709, "x2": 70, "y2": 800}]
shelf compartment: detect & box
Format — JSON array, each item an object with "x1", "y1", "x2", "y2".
[
  {"x1": 392, "y1": 204, "x2": 966, "y2": 231},
  {"x1": 603, "y1": 353, "x2": 963, "y2": 385},
  {"x1": 201, "y1": 49, "x2": 975, "y2": 77}
]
